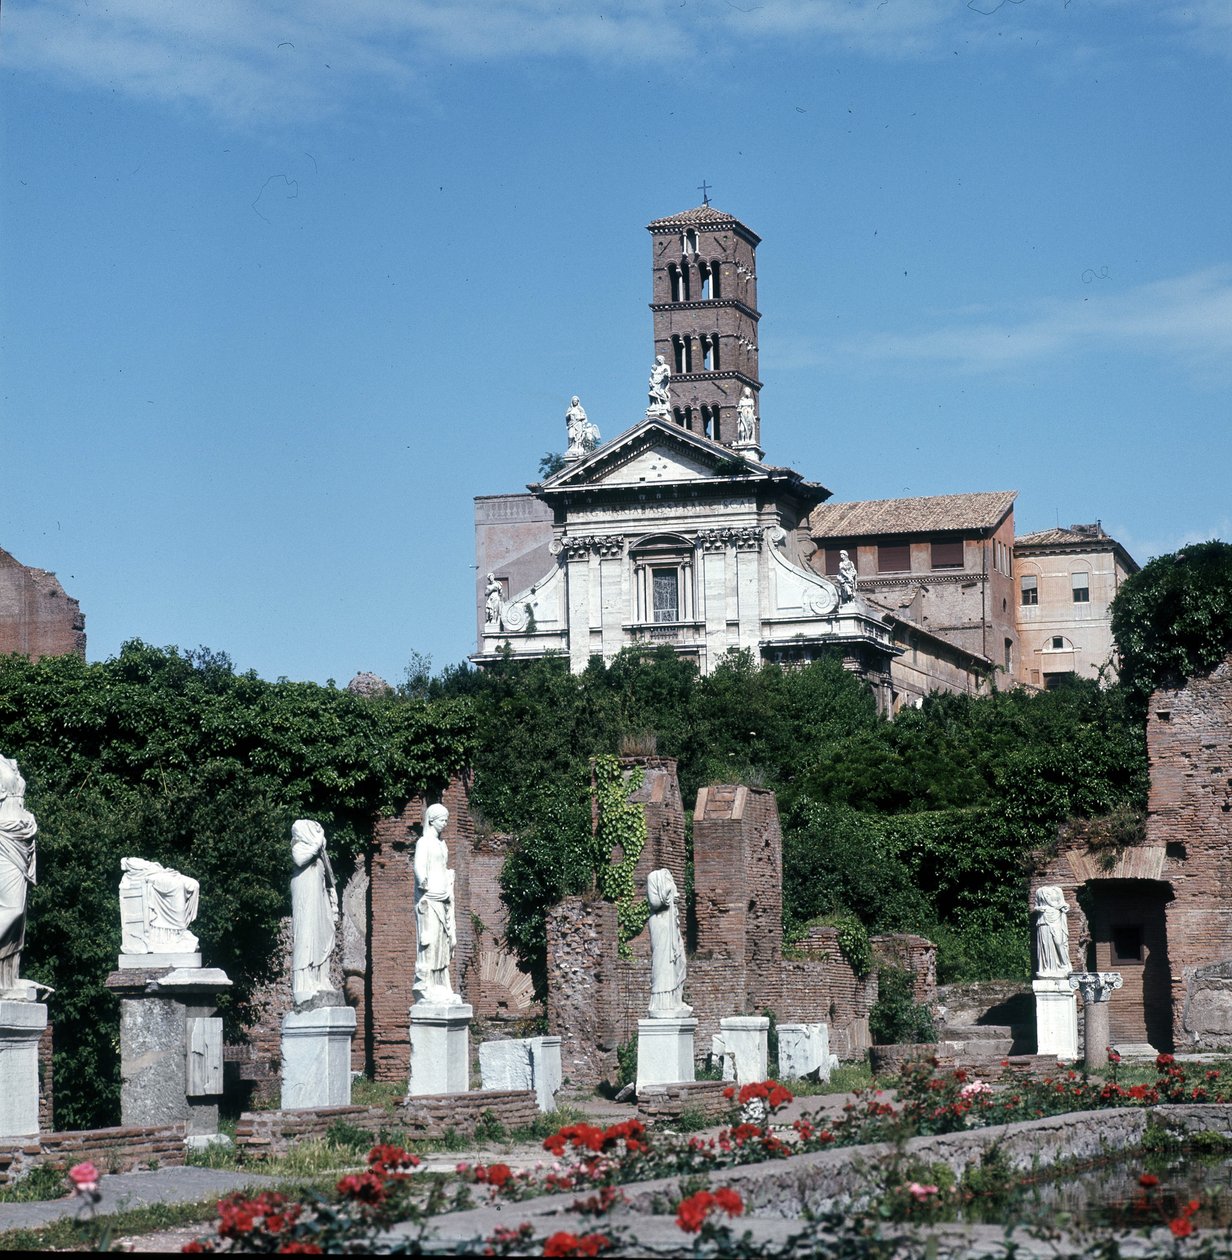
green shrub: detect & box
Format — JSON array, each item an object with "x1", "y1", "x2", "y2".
[{"x1": 870, "y1": 967, "x2": 936, "y2": 1045}]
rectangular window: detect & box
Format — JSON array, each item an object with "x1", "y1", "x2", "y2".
[
  {"x1": 878, "y1": 543, "x2": 911, "y2": 573},
  {"x1": 1072, "y1": 572, "x2": 1090, "y2": 603},
  {"x1": 1021, "y1": 575, "x2": 1038, "y2": 605},
  {"x1": 931, "y1": 540, "x2": 964, "y2": 570},
  {"x1": 652, "y1": 568, "x2": 679, "y2": 623},
  {"x1": 1004, "y1": 638, "x2": 1013, "y2": 672},
  {"x1": 824, "y1": 548, "x2": 846, "y2": 576},
  {"x1": 1112, "y1": 925, "x2": 1144, "y2": 965}
]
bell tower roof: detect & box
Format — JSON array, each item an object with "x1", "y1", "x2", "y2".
[{"x1": 646, "y1": 205, "x2": 762, "y2": 245}]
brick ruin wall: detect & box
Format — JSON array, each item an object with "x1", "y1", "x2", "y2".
[
  {"x1": 0, "y1": 547, "x2": 85, "y2": 660},
  {"x1": 547, "y1": 771, "x2": 924, "y2": 1084},
  {"x1": 1033, "y1": 657, "x2": 1232, "y2": 1050},
  {"x1": 0, "y1": 1123, "x2": 187, "y2": 1187}
]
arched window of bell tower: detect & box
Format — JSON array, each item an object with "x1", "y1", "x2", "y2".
[
  {"x1": 684, "y1": 229, "x2": 699, "y2": 255},
  {"x1": 701, "y1": 405, "x2": 719, "y2": 440},
  {"x1": 672, "y1": 335, "x2": 693, "y2": 374},
  {"x1": 699, "y1": 262, "x2": 712, "y2": 300}
]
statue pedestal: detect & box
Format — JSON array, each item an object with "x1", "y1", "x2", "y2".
[
  {"x1": 281, "y1": 1003, "x2": 356, "y2": 1110},
  {"x1": 408, "y1": 1002, "x2": 472, "y2": 1096},
  {"x1": 106, "y1": 962, "x2": 231, "y2": 1144},
  {"x1": 0, "y1": 1000, "x2": 47, "y2": 1140},
  {"x1": 1033, "y1": 977, "x2": 1078, "y2": 1059},
  {"x1": 636, "y1": 1017, "x2": 696, "y2": 1092},
  {"x1": 719, "y1": 1016, "x2": 770, "y2": 1084}
]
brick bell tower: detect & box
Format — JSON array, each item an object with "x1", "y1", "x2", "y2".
[{"x1": 646, "y1": 204, "x2": 762, "y2": 451}]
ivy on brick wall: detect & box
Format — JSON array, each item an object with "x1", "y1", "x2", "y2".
[
  {"x1": 591, "y1": 755, "x2": 649, "y2": 952},
  {"x1": 0, "y1": 640, "x2": 475, "y2": 1130}
]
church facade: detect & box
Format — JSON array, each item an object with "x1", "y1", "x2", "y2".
[{"x1": 473, "y1": 204, "x2": 1134, "y2": 709}]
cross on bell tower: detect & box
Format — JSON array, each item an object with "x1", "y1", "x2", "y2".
[{"x1": 645, "y1": 204, "x2": 762, "y2": 451}]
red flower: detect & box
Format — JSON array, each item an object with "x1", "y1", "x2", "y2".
[
  {"x1": 1107, "y1": 1047, "x2": 1122, "y2": 1063},
  {"x1": 543, "y1": 1231, "x2": 611, "y2": 1257},
  {"x1": 277, "y1": 1244, "x2": 323, "y2": 1255},
  {"x1": 368, "y1": 1143, "x2": 419, "y2": 1177},
  {"x1": 1156, "y1": 1053, "x2": 1176, "y2": 1068},
  {"x1": 336, "y1": 1172, "x2": 386, "y2": 1204},
  {"x1": 713, "y1": 1187, "x2": 743, "y2": 1216},
  {"x1": 676, "y1": 1189, "x2": 743, "y2": 1233},
  {"x1": 1169, "y1": 1217, "x2": 1194, "y2": 1238},
  {"x1": 1138, "y1": 1173, "x2": 1160, "y2": 1188}
]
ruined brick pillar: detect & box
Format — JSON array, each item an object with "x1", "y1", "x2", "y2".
[
  {"x1": 692, "y1": 785, "x2": 783, "y2": 969},
  {"x1": 546, "y1": 897, "x2": 620, "y2": 1087}
]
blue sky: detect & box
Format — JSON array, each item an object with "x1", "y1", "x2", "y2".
[{"x1": 3, "y1": 0, "x2": 1230, "y2": 686}]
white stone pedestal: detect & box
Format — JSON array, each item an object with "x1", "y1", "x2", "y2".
[
  {"x1": 282, "y1": 1005, "x2": 357, "y2": 1110},
  {"x1": 636, "y1": 1017, "x2": 696, "y2": 1092},
  {"x1": 720, "y1": 1016, "x2": 769, "y2": 1084},
  {"x1": 0, "y1": 1000, "x2": 47, "y2": 1140},
  {"x1": 1034, "y1": 977, "x2": 1079, "y2": 1059},
  {"x1": 479, "y1": 1035, "x2": 562, "y2": 1111},
  {"x1": 408, "y1": 1002, "x2": 472, "y2": 1096}
]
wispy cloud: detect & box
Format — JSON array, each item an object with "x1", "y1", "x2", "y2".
[
  {"x1": 831, "y1": 268, "x2": 1232, "y2": 382},
  {"x1": 0, "y1": 0, "x2": 1125, "y2": 126}
]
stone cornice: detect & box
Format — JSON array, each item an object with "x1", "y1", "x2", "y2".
[
  {"x1": 650, "y1": 298, "x2": 761, "y2": 322},
  {"x1": 859, "y1": 572, "x2": 989, "y2": 589}
]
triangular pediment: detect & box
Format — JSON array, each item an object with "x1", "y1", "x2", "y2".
[{"x1": 537, "y1": 418, "x2": 767, "y2": 493}]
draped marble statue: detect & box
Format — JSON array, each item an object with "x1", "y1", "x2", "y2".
[
  {"x1": 647, "y1": 868, "x2": 691, "y2": 1017},
  {"x1": 0, "y1": 756, "x2": 37, "y2": 996},
  {"x1": 413, "y1": 804, "x2": 459, "y2": 1005},
  {"x1": 119, "y1": 858, "x2": 200, "y2": 955},
  {"x1": 564, "y1": 396, "x2": 600, "y2": 459},
  {"x1": 1033, "y1": 885, "x2": 1071, "y2": 978},
  {"x1": 837, "y1": 550, "x2": 859, "y2": 604},
  {"x1": 647, "y1": 355, "x2": 671, "y2": 415},
  {"x1": 290, "y1": 819, "x2": 339, "y2": 1005},
  {"x1": 735, "y1": 387, "x2": 757, "y2": 444}
]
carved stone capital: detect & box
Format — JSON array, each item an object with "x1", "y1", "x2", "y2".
[
  {"x1": 552, "y1": 534, "x2": 625, "y2": 560},
  {"x1": 695, "y1": 526, "x2": 763, "y2": 553}
]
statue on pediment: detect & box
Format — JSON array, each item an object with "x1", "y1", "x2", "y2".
[{"x1": 564, "y1": 396, "x2": 600, "y2": 459}]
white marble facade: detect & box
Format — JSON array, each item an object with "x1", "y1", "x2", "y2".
[{"x1": 474, "y1": 418, "x2": 894, "y2": 683}]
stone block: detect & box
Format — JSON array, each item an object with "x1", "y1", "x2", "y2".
[
  {"x1": 479, "y1": 1040, "x2": 533, "y2": 1091},
  {"x1": 0, "y1": 1000, "x2": 47, "y2": 1140},
  {"x1": 1034, "y1": 977, "x2": 1078, "y2": 1059},
  {"x1": 778, "y1": 1022, "x2": 838, "y2": 1082},
  {"x1": 529, "y1": 1036, "x2": 562, "y2": 1112},
  {"x1": 636, "y1": 1017, "x2": 696, "y2": 1092},
  {"x1": 408, "y1": 1003, "x2": 472, "y2": 1096},
  {"x1": 478, "y1": 1036, "x2": 563, "y2": 1112},
  {"x1": 120, "y1": 996, "x2": 189, "y2": 1127},
  {"x1": 719, "y1": 1015, "x2": 769, "y2": 1084},
  {"x1": 281, "y1": 1006, "x2": 357, "y2": 1110},
  {"x1": 187, "y1": 1016, "x2": 224, "y2": 1096}
]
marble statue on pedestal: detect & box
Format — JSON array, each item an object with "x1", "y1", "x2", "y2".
[
  {"x1": 735, "y1": 387, "x2": 757, "y2": 444},
  {"x1": 413, "y1": 804, "x2": 459, "y2": 1005},
  {"x1": 837, "y1": 550, "x2": 859, "y2": 604},
  {"x1": 119, "y1": 858, "x2": 200, "y2": 956},
  {"x1": 564, "y1": 396, "x2": 600, "y2": 459},
  {"x1": 647, "y1": 355, "x2": 671, "y2": 416},
  {"x1": 647, "y1": 868, "x2": 691, "y2": 1017},
  {"x1": 1033, "y1": 885, "x2": 1071, "y2": 978},
  {"x1": 290, "y1": 820, "x2": 339, "y2": 1005},
  {"x1": 0, "y1": 756, "x2": 37, "y2": 997}
]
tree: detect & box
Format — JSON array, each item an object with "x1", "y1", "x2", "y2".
[{"x1": 1112, "y1": 540, "x2": 1232, "y2": 705}]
